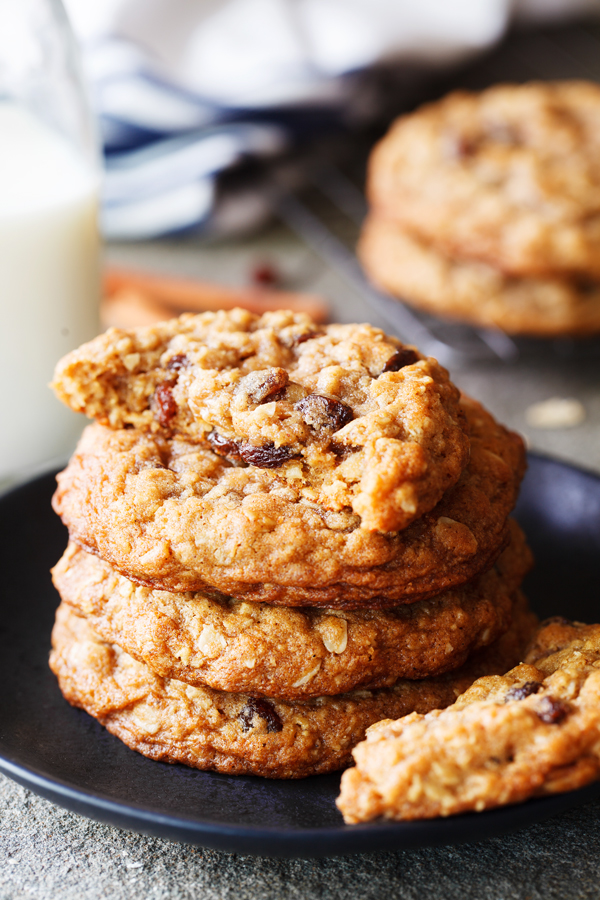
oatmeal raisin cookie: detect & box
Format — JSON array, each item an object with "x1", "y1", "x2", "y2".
[
  {"x1": 52, "y1": 520, "x2": 530, "y2": 698},
  {"x1": 52, "y1": 309, "x2": 469, "y2": 533},
  {"x1": 50, "y1": 596, "x2": 536, "y2": 779},
  {"x1": 337, "y1": 618, "x2": 600, "y2": 821},
  {"x1": 368, "y1": 81, "x2": 600, "y2": 277},
  {"x1": 52, "y1": 396, "x2": 525, "y2": 607},
  {"x1": 359, "y1": 215, "x2": 600, "y2": 336}
]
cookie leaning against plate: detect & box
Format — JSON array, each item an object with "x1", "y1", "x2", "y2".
[
  {"x1": 359, "y1": 216, "x2": 600, "y2": 337},
  {"x1": 50, "y1": 596, "x2": 537, "y2": 779},
  {"x1": 52, "y1": 396, "x2": 526, "y2": 608},
  {"x1": 52, "y1": 520, "x2": 531, "y2": 699},
  {"x1": 368, "y1": 81, "x2": 600, "y2": 277},
  {"x1": 51, "y1": 309, "x2": 470, "y2": 534},
  {"x1": 337, "y1": 619, "x2": 600, "y2": 822}
]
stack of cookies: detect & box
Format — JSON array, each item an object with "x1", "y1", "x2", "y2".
[
  {"x1": 359, "y1": 81, "x2": 600, "y2": 337},
  {"x1": 49, "y1": 308, "x2": 535, "y2": 778}
]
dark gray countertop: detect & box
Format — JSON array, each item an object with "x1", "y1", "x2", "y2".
[
  {"x1": 2, "y1": 774, "x2": 600, "y2": 900},
  {"x1": 2, "y1": 225, "x2": 599, "y2": 899}
]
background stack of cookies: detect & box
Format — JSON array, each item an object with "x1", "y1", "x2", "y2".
[
  {"x1": 359, "y1": 81, "x2": 600, "y2": 337},
  {"x1": 49, "y1": 309, "x2": 535, "y2": 778}
]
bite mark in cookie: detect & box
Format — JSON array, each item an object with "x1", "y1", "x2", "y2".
[{"x1": 51, "y1": 308, "x2": 470, "y2": 533}]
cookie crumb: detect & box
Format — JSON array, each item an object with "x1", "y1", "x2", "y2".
[{"x1": 525, "y1": 397, "x2": 585, "y2": 429}]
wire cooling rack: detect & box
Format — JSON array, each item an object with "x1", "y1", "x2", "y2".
[{"x1": 277, "y1": 19, "x2": 600, "y2": 366}]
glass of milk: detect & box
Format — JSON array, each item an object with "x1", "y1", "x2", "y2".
[{"x1": 0, "y1": 0, "x2": 101, "y2": 488}]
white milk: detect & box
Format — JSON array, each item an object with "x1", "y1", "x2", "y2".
[{"x1": 0, "y1": 103, "x2": 100, "y2": 483}]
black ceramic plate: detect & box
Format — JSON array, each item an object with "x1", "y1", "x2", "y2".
[{"x1": 1, "y1": 455, "x2": 599, "y2": 858}]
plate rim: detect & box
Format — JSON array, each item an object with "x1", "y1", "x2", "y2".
[{"x1": 2, "y1": 751, "x2": 599, "y2": 858}]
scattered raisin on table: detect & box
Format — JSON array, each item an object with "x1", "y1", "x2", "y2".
[{"x1": 250, "y1": 261, "x2": 280, "y2": 286}]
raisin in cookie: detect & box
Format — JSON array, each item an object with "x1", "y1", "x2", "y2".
[
  {"x1": 52, "y1": 396, "x2": 525, "y2": 608},
  {"x1": 359, "y1": 215, "x2": 600, "y2": 337},
  {"x1": 52, "y1": 520, "x2": 531, "y2": 699},
  {"x1": 368, "y1": 81, "x2": 600, "y2": 277},
  {"x1": 50, "y1": 596, "x2": 536, "y2": 779},
  {"x1": 337, "y1": 619, "x2": 600, "y2": 822},
  {"x1": 51, "y1": 309, "x2": 470, "y2": 533}
]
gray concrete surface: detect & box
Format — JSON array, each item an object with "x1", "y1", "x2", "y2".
[
  {"x1": 2, "y1": 774, "x2": 600, "y2": 899},
  {"x1": 2, "y1": 224, "x2": 600, "y2": 899}
]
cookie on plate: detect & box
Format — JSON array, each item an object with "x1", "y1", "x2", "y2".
[
  {"x1": 337, "y1": 618, "x2": 600, "y2": 822},
  {"x1": 52, "y1": 396, "x2": 525, "y2": 607},
  {"x1": 51, "y1": 309, "x2": 470, "y2": 533},
  {"x1": 52, "y1": 520, "x2": 531, "y2": 699},
  {"x1": 50, "y1": 596, "x2": 537, "y2": 779},
  {"x1": 359, "y1": 215, "x2": 600, "y2": 337}
]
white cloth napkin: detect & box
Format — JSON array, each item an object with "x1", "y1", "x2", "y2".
[{"x1": 63, "y1": 0, "x2": 600, "y2": 238}]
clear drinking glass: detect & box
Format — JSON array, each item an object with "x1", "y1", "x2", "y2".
[{"x1": 0, "y1": 0, "x2": 101, "y2": 487}]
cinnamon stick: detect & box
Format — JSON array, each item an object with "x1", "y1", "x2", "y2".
[{"x1": 103, "y1": 267, "x2": 329, "y2": 323}]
